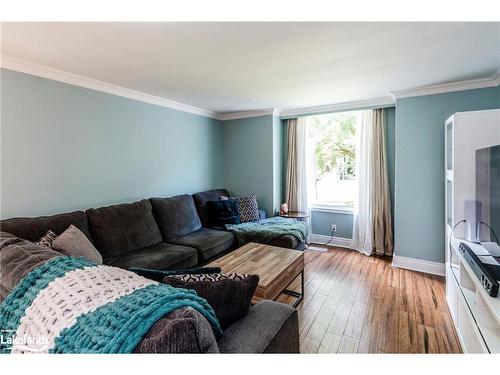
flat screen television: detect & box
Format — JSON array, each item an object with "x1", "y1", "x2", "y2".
[{"x1": 476, "y1": 144, "x2": 500, "y2": 244}]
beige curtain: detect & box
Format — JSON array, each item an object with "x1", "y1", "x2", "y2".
[
  {"x1": 352, "y1": 109, "x2": 393, "y2": 256},
  {"x1": 285, "y1": 118, "x2": 308, "y2": 212},
  {"x1": 371, "y1": 109, "x2": 393, "y2": 255}
]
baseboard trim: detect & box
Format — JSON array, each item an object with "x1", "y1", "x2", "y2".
[
  {"x1": 310, "y1": 233, "x2": 352, "y2": 249},
  {"x1": 392, "y1": 255, "x2": 445, "y2": 276}
]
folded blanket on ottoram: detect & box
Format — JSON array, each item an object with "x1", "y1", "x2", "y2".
[
  {"x1": 225, "y1": 217, "x2": 307, "y2": 246},
  {"x1": 0, "y1": 256, "x2": 222, "y2": 354}
]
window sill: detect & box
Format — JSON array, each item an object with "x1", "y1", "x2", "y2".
[{"x1": 310, "y1": 205, "x2": 354, "y2": 215}]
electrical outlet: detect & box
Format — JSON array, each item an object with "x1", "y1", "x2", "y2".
[{"x1": 331, "y1": 224, "x2": 337, "y2": 232}]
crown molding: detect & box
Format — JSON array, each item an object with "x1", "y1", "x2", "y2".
[
  {"x1": 2, "y1": 55, "x2": 498, "y2": 121},
  {"x1": 390, "y1": 71, "x2": 500, "y2": 100},
  {"x1": 494, "y1": 69, "x2": 500, "y2": 85},
  {"x1": 0, "y1": 55, "x2": 220, "y2": 119},
  {"x1": 279, "y1": 96, "x2": 395, "y2": 119},
  {"x1": 217, "y1": 108, "x2": 282, "y2": 121}
]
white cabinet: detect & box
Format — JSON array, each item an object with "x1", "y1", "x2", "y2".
[
  {"x1": 445, "y1": 109, "x2": 500, "y2": 353},
  {"x1": 445, "y1": 109, "x2": 500, "y2": 242}
]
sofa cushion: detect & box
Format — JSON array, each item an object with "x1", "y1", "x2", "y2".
[
  {"x1": 150, "y1": 195, "x2": 202, "y2": 240},
  {"x1": 134, "y1": 306, "x2": 220, "y2": 353},
  {"x1": 192, "y1": 189, "x2": 230, "y2": 227},
  {"x1": 0, "y1": 231, "x2": 62, "y2": 303},
  {"x1": 217, "y1": 300, "x2": 299, "y2": 353},
  {"x1": 168, "y1": 228, "x2": 235, "y2": 263},
  {"x1": 107, "y1": 242, "x2": 197, "y2": 270},
  {"x1": 0, "y1": 211, "x2": 91, "y2": 243},
  {"x1": 86, "y1": 199, "x2": 162, "y2": 260}
]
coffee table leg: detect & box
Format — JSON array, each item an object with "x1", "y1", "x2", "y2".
[{"x1": 282, "y1": 270, "x2": 304, "y2": 308}]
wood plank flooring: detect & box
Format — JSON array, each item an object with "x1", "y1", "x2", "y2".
[{"x1": 275, "y1": 246, "x2": 462, "y2": 354}]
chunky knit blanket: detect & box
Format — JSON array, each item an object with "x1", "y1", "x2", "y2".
[
  {"x1": 225, "y1": 217, "x2": 307, "y2": 247},
  {"x1": 0, "y1": 256, "x2": 221, "y2": 354}
]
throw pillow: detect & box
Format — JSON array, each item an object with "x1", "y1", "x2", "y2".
[
  {"x1": 129, "y1": 266, "x2": 222, "y2": 283},
  {"x1": 163, "y1": 274, "x2": 259, "y2": 330},
  {"x1": 229, "y1": 195, "x2": 259, "y2": 223},
  {"x1": 52, "y1": 225, "x2": 103, "y2": 264},
  {"x1": 36, "y1": 230, "x2": 57, "y2": 248},
  {"x1": 167, "y1": 272, "x2": 249, "y2": 282},
  {"x1": 206, "y1": 200, "x2": 241, "y2": 227}
]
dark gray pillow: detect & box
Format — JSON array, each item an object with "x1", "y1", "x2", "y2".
[
  {"x1": 150, "y1": 195, "x2": 202, "y2": 240},
  {"x1": 192, "y1": 189, "x2": 230, "y2": 227},
  {"x1": 206, "y1": 200, "x2": 241, "y2": 227},
  {"x1": 163, "y1": 274, "x2": 259, "y2": 330}
]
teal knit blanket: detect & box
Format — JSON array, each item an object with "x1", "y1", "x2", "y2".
[
  {"x1": 0, "y1": 256, "x2": 221, "y2": 354},
  {"x1": 225, "y1": 217, "x2": 307, "y2": 246}
]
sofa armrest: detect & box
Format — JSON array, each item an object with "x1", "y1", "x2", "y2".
[
  {"x1": 258, "y1": 209, "x2": 266, "y2": 220},
  {"x1": 217, "y1": 300, "x2": 299, "y2": 353},
  {"x1": 134, "y1": 307, "x2": 220, "y2": 353}
]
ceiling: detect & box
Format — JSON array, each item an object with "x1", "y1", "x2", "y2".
[{"x1": 2, "y1": 22, "x2": 500, "y2": 114}]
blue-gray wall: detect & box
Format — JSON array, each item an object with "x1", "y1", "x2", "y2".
[
  {"x1": 394, "y1": 87, "x2": 500, "y2": 263},
  {"x1": 309, "y1": 106, "x2": 396, "y2": 238},
  {"x1": 222, "y1": 115, "x2": 279, "y2": 216},
  {"x1": 311, "y1": 210, "x2": 354, "y2": 238},
  {"x1": 0, "y1": 69, "x2": 224, "y2": 218}
]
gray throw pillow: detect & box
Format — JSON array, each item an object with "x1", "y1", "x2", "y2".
[{"x1": 52, "y1": 225, "x2": 103, "y2": 264}]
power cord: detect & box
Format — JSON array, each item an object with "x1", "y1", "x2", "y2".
[
  {"x1": 480, "y1": 221, "x2": 499, "y2": 245},
  {"x1": 448, "y1": 220, "x2": 465, "y2": 264},
  {"x1": 321, "y1": 227, "x2": 336, "y2": 247}
]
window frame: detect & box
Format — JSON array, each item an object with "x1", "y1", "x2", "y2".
[
  {"x1": 309, "y1": 202, "x2": 355, "y2": 214},
  {"x1": 305, "y1": 110, "x2": 359, "y2": 214}
]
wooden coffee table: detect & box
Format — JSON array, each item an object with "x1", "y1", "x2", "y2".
[{"x1": 207, "y1": 242, "x2": 304, "y2": 307}]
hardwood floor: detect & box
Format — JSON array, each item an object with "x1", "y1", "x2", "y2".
[{"x1": 275, "y1": 246, "x2": 462, "y2": 354}]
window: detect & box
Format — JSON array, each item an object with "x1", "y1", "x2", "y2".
[{"x1": 305, "y1": 110, "x2": 360, "y2": 211}]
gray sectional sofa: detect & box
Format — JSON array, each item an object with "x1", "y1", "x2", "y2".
[
  {"x1": 0, "y1": 189, "x2": 303, "y2": 270},
  {"x1": 0, "y1": 188, "x2": 301, "y2": 353}
]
